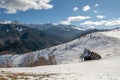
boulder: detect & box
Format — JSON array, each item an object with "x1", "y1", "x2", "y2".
[{"x1": 81, "y1": 49, "x2": 101, "y2": 61}]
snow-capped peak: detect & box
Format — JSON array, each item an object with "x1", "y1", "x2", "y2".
[
  {"x1": 0, "y1": 20, "x2": 22, "y2": 25},
  {"x1": 0, "y1": 20, "x2": 12, "y2": 24}
]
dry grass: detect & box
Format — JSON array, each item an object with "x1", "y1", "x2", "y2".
[
  {"x1": 0, "y1": 77, "x2": 7, "y2": 80},
  {"x1": 0, "y1": 70, "x2": 60, "y2": 80},
  {"x1": 23, "y1": 53, "x2": 56, "y2": 67}
]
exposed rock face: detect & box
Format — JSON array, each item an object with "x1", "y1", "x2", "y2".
[{"x1": 81, "y1": 49, "x2": 101, "y2": 61}]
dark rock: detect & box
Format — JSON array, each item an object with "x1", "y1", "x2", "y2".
[{"x1": 81, "y1": 49, "x2": 101, "y2": 61}]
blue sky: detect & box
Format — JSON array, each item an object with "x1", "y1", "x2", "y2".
[{"x1": 0, "y1": 0, "x2": 120, "y2": 29}]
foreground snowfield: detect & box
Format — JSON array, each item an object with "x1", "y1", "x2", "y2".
[{"x1": 0, "y1": 55, "x2": 120, "y2": 80}]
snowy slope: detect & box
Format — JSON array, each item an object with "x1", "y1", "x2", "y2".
[
  {"x1": 101, "y1": 28, "x2": 120, "y2": 39},
  {"x1": 0, "y1": 55, "x2": 120, "y2": 80},
  {"x1": 0, "y1": 28, "x2": 120, "y2": 80},
  {"x1": 0, "y1": 28, "x2": 120, "y2": 67}
]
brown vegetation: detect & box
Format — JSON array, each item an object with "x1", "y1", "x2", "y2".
[
  {"x1": 23, "y1": 53, "x2": 56, "y2": 67},
  {"x1": 0, "y1": 70, "x2": 59, "y2": 80}
]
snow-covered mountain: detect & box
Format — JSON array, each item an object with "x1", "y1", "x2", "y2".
[
  {"x1": 0, "y1": 28, "x2": 120, "y2": 80},
  {"x1": 0, "y1": 23, "x2": 87, "y2": 55},
  {"x1": 0, "y1": 20, "x2": 22, "y2": 24},
  {"x1": 29, "y1": 23, "x2": 85, "y2": 31},
  {"x1": 29, "y1": 23, "x2": 86, "y2": 41},
  {"x1": 0, "y1": 28, "x2": 120, "y2": 67},
  {"x1": 0, "y1": 20, "x2": 12, "y2": 24}
]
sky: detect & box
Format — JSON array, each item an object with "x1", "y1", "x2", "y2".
[{"x1": 0, "y1": 0, "x2": 120, "y2": 29}]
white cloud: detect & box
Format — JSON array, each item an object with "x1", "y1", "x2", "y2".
[
  {"x1": 94, "y1": 4, "x2": 99, "y2": 7},
  {"x1": 83, "y1": 5, "x2": 90, "y2": 12},
  {"x1": 81, "y1": 18, "x2": 120, "y2": 27},
  {"x1": 67, "y1": 16, "x2": 90, "y2": 22},
  {"x1": 88, "y1": 26, "x2": 95, "y2": 29},
  {"x1": 73, "y1": 7, "x2": 78, "y2": 11},
  {"x1": 81, "y1": 21, "x2": 106, "y2": 26},
  {"x1": 96, "y1": 15, "x2": 105, "y2": 19},
  {"x1": 93, "y1": 10, "x2": 98, "y2": 13},
  {"x1": 60, "y1": 16, "x2": 90, "y2": 25},
  {"x1": 0, "y1": 0, "x2": 53, "y2": 14}
]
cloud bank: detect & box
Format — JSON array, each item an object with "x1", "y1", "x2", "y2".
[
  {"x1": 96, "y1": 15, "x2": 105, "y2": 19},
  {"x1": 0, "y1": 0, "x2": 53, "y2": 14},
  {"x1": 81, "y1": 18, "x2": 120, "y2": 27},
  {"x1": 60, "y1": 16, "x2": 90, "y2": 25}
]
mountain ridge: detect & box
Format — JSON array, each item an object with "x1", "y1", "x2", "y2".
[{"x1": 0, "y1": 23, "x2": 86, "y2": 54}]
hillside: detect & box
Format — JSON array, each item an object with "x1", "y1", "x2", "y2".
[
  {"x1": 0, "y1": 55, "x2": 120, "y2": 80},
  {"x1": 0, "y1": 27, "x2": 120, "y2": 80},
  {"x1": 0, "y1": 23, "x2": 61, "y2": 54},
  {"x1": 0, "y1": 28, "x2": 119, "y2": 67}
]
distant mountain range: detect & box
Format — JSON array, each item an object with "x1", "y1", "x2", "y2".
[
  {"x1": 29, "y1": 23, "x2": 86, "y2": 40},
  {"x1": 0, "y1": 22, "x2": 89, "y2": 55},
  {"x1": 0, "y1": 21, "x2": 111, "y2": 55}
]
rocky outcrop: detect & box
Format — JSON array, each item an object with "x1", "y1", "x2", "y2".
[{"x1": 81, "y1": 49, "x2": 101, "y2": 61}]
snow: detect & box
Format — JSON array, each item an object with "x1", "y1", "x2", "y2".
[
  {"x1": 0, "y1": 28, "x2": 120, "y2": 79},
  {"x1": 0, "y1": 28, "x2": 120, "y2": 67},
  {"x1": 16, "y1": 27, "x2": 23, "y2": 32},
  {"x1": 0, "y1": 20, "x2": 12, "y2": 24},
  {"x1": 0, "y1": 55, "x2": 120, "y2": 80},
  {"x1": 101, "y1": 29, "x2": 120, "y2": 39},
  {"x1": 60, "y1": 28, "x2": 70, "y2": 31},
  {"x1": 71, "y1": 26, "x2": 85, "y2": 31}
]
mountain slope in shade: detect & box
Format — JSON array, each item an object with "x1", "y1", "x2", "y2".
[
  {"x1": 0, "y1": 23, "x2": 62, "y2": 54},
  {"x1": 0, "y1": 23, "x2": 85, "y2": 55},
  {"x1": 0, "y1": 28, "x2": 120, "y2": 67}
]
